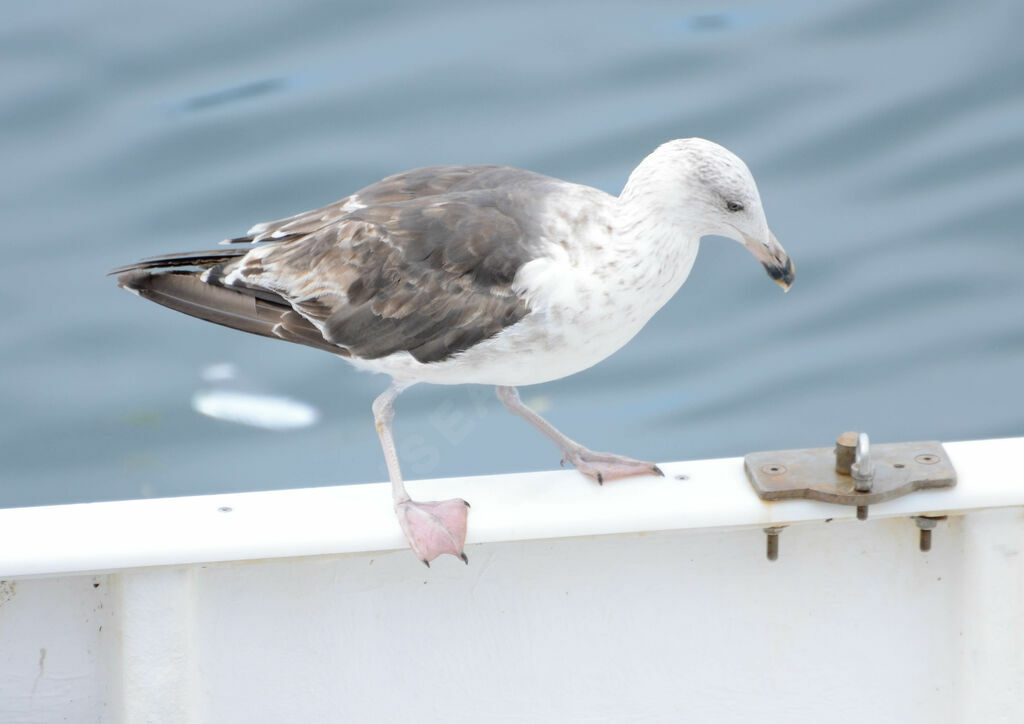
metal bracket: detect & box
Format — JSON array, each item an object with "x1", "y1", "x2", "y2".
[{"x1": 745, "y1": 432, "x2": 957, "y2": 560}]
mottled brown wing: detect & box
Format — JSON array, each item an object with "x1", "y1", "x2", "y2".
[
  {"x1": 229, "y1": 187, "x2": 542, "y2": 364},
  {"x1": 116, "y1": 166, "x2": 558, "y2": 364}
]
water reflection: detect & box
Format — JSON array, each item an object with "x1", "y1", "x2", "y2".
[{"x1": 191, "y1": 363, "x2": 320, "y2": 431}]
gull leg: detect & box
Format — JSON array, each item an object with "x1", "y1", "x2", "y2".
[
  {"x1": 374, "y1": 383, "x2": 470, "y2": 566},
  {"x1": 496, "y1": 386, "x2": 663, "y2": 484}
]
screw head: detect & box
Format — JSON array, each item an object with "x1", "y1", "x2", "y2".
[
  {"x1": 761, "y1": 464, "x2": 787, "y2": 475},
  {"x1": 915, "y1": 454, "x2": 940, "y2": 465}
]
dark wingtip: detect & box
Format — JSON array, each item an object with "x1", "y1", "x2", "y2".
[
  {"x1": 109, "y1": 264, "x2": 147, "y2": 279},
  {"x1": 114, "y1": 269, "x2": 151, "y2": 291},
  {"x1": 108, "y1": 248, "x2": 246, "y2": 279}
]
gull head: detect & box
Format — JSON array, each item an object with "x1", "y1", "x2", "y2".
[{"x1": 622, "y1": 137, "x2": 794, "y2": 291}]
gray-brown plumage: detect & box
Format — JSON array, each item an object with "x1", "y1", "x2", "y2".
[
  {"x1": 116, "y1": 268, "x2": 342, "y2": 355},
  {"x1": 230, "y1": 165, "x2": 523, "y2": 243},
  {"x1": 114, "y1": 166, "x2": 558, "y2": 364}
]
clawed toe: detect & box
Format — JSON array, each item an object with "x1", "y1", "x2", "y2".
[{"x1": 562, "y1": 448, "x2": 663, "y2": 484}]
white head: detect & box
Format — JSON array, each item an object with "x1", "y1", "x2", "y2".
[{"x1": 620, "y1": 137, "x2": 794, "y2": 290}]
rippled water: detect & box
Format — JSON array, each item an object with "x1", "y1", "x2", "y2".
[{"x1": 3, "y1": 0, "x2": 1022, "y2": 507}]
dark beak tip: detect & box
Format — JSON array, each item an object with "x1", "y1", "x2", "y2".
[{"x1": 764, "y1": 259, "x2": 795, "y2": 290}]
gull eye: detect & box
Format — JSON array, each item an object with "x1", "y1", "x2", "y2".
[{"x1": 726, "y1": 201, "x2": 744, "y2": 213}]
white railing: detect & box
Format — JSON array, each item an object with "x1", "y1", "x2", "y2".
[{"x1": 1, "y1": 437, "x2": 1022, "y2": 723}]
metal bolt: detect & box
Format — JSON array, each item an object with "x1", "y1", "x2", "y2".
[
  {"x1": 914, "y1": 516, "x2": 946, "y2": 552},
  {"x1": 838, "y1": 432, "x2": 874, "y2": 520},
  {"x1": 760, "y1": 464, "x2": 786, "y2": 475},
  {"x1": 764, "y1": 526, "x2": 785, "y2": 561},
  {"x1": 915, "y1": 454, "x2": 940, "y2": 465}
]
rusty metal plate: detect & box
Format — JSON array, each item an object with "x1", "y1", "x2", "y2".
[{"x1": 744, "y1": 440, "x2": 956, "y2": 505}]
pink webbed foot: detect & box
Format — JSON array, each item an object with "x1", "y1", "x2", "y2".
[
  {"x1": 561, "y1": 446, "x2": 663, "y2": 485},
  {"x1": 394, "y1": 498, "x2": 471, "y2": 566}
]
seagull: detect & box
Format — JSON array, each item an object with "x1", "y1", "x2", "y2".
[{"x1": 112, "y1": 138, "x2": 793, "y2": 566}]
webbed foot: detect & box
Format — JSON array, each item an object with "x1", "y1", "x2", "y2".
[{"x1": 395, "y1": 498, "x2": 471, "y2": 566}]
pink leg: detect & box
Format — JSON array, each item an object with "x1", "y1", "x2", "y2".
[
  {"x1": 374, "y1": 383, "x2": 470, "y2": 567},
  {"x1": 496, "y1": 386, "x2": 663, "y2": 484}
]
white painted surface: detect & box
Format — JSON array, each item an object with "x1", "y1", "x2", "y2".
[
  {"x1": 0, "y1": 575, "x2": 117, "y2": 723},
  {"x1": 0, "y1": 437, "x2": 1022, "y2": 723},
  {"x1": 0, "y1": 438, "x2": 1022, "y2": 579}
]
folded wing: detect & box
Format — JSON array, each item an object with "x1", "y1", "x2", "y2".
[{"x1": 115, "y1": 166, "x2": 551, "y2": 364}]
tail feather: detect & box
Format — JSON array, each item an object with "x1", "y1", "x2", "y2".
[{"x1": 115, "y1": 257, "x2": 344, "y2": 356}]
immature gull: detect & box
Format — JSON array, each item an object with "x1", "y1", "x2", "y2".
[{"x1": 113, "y1": 138, "x2": 794, "y2": 565}]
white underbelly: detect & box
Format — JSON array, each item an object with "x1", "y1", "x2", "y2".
[{"x1": 347, "y1": 309, "x2": 641, "y2": 387}]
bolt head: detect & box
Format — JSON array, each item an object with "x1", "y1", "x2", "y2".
[
  {"x1": 836, "y1": 431, "x2": 859, "y2": 447},
  {"x1": 914, "y1": 516, "x2": 944, "y2": 530}
]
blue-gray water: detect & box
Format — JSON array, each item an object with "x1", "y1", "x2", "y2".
[{"x1": 2, "y1": 0, "x2": 1023, "y2": 508}]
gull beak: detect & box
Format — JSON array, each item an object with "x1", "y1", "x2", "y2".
[{"x1": 744, "y1": 229, "x2": 794, "y2": 292}]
